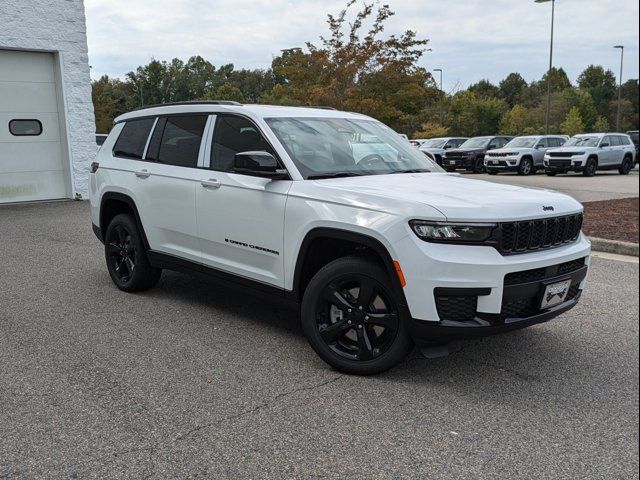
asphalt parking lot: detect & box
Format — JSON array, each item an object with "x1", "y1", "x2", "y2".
[
  {"x1": 465, "y1": 167, "x2": 639, "y2": 203},
  {"x1": 1, "y1": 201, "x2": 638, "y2": 479}
]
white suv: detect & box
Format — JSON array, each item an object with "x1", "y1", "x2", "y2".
[
  {"x1": 544, "y1": 133, "x2": 636, "y2": 177},
  {"x1": 90, "y1": 101, "x2": 590, "y2": 374},
  {"x1": 485, "y1": 135, "x2": 568, "y2": 176}
]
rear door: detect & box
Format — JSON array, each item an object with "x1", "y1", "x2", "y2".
[
  {"x1": 195, "y1": 114, "x2": 291, "y2": 287},
  {"x1": 125, "y1": 114, "x2": 209, "y2": 262}
]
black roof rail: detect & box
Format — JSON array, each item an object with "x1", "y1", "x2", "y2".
[
  {"x1": 133, "y1": 100, "x2": 242, "y2": 111},
  {"x1": 308, "y1": 105, "x2": 337, "y2": 110}
]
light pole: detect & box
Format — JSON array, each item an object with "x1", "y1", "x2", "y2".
[
  {"x1": 614, "y1": 45, "x2": 624, "y2": 131},
  {"x1": 536, "y1": 0, "x2": 555, "y2": 134},
  {"x1": 434, "y1": 68, "x2": 444, "y2": 125}
]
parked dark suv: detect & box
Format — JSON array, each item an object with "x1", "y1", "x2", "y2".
[
  {"x1": 627, "y1": 130, "x2": 639, "y2": 165},
  {"x1": 442, "y1": 136, "x2": 514, "y2": 173}
]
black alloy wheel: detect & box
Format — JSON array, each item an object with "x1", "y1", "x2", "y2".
[
  {"x1": 106, "y1": 223, "x2": 136, "y2": 284},
  {"x1": 583, "y1": 158, "x2": 597, "y2": 177},
  {"x1": 104, "y1": 213, "x2": 161, "y2": 292},
  {"x1": 619, "y1": 157, "x2": 633, "y2": 175},
  {"x1": 473, "y1": 157, "x2": 486, "y2": 174},
  {"x1": 301, "y1": 256, "x2": 413, "y2": 375}
]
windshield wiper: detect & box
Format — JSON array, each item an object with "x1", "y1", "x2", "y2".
[
  {"x1": 307, "y1": 172, "x2": 366, "y2": 180},
  {"x1": 390, "y1": 168, "x2": 431, "y2": 174}
]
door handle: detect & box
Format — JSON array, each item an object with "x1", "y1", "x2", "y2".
[
  {"x1": 135, "y1": 169, "x2": 151, "y2": 179},
  {"x1": 201, "y1": 179, "x2": 221, "y2": 189}
]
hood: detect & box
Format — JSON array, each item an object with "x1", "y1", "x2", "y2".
[
  {"x1": 488, "y1": 147, "x2": 534, "y2": 154},
  {"x1": 420, "y1": 147, "x2": 445, "y2": 154},
  {"x1": 295, "y1": 173, "x2": 582, "y2": 222},
  {"x1": 548, "y1": 146, "x2": 597, "y2": 153}
]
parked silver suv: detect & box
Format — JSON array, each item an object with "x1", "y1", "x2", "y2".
[{"x1": 485, "y1": 135, "x2": 568, "y2": 176}]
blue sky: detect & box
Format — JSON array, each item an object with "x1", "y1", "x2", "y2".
[{"x1": 85, "y1": 0, "x2": 640, "y2": 91}]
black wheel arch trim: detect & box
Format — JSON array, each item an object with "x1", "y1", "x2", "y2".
[
  {"x1": 292, "y1": 227, "x2": 410, "y2": 311},
  {"x1": 99, "y1": 192, "x2": 151, "y2": 252}
]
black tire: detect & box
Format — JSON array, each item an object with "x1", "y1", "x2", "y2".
[
  {"x1": 104, "y1": 213, "x2": 162, "y2": 292},
  {"x1": 473, "y1": 157, "x2": 486, "y2": 174},
  {"x1": 301, "y1": 256, "x2": 413, "y2": 375},
  {"x1": 545, "y1": 170, "x2": 557, "y2": 176},
  {"x1": 518, "y1": 157, "x2": 534, "y2": 176},
  {"x1": 583, "y1": 157, "x2": 597, "y2": 177},
  {"x1": 619, "y1": 156, "x2": 633, "y2": 175}
]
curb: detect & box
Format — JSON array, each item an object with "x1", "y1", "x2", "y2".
[{"x1": 589, "y1": 237, "x2": 639, "y2": 257}]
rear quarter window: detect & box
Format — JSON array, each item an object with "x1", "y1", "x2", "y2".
[{"x1": 113, "y1": 118, "x2": 156, "y2": 159}]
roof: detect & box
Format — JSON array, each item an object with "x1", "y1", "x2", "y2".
[{"x1": 114, "y1": 102, "x2": 370, "y2": 124}]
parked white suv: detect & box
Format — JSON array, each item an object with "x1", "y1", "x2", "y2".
[
  {"x1": 90, "y1": 101, "x2": 590, "y2": 374},
  {"x1": 485, "y1": 135, "x2": 568, "y2": 176},
  {"x1": 544, "y1": 133, "x2": 636, "y2": 177}
]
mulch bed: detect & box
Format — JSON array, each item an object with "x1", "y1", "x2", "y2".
[{"x1": 582, "y1": 197, "x2": 639, "y2": 244}]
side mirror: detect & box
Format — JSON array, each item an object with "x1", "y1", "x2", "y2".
[
  {"x1": 443, "y1": 145, "x2": 452, "y2": 149},
  {"x1": 535, "y1": 144, "x2": 544, "y2": 149},
  {"x1": 233, "y1": 151, "x2": 288, "y2": 179},
  {"x1": 600, "y1": 143, "x2": 609, "y2": 148}
]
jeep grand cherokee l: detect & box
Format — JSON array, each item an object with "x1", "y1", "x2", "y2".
[
  {"x1": 485, "y1": 135, "x2": 568, "y2": 175},
  {"x1": 90, "y1": 101, "x2": 590, "y2": 375},
  {"x1": 442, "y1": 135, "x2": 513, "y2": 173},
  {"x1": 544, "y1": 133, "x2": 636, "y2": 176},
  {"x1": 418, "y1": 137, "x2": 468, "y2": 166}
]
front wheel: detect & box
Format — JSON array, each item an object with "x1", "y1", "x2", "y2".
[
  {"x1": 619, "y1": 157, "x2": 633, "y2": 175},
  {"x1": 104, "y1": 213, "x2": 162, "y2": 292},
  {"x1": 473, "y1": 158, "x2": 486, "y2": 174},
  {"x1": 518, "y1": 158, "x2": 533, "y2": 176},
  {"x1": 301, "y1": 256, "x2": 413, "y2": 375},
  {"x1": 583, "y1": 158, "x2": 597, "y2": 177}
]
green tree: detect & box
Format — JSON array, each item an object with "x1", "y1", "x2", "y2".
[
  {"x1": 499, "y1": 73, "x2": 527, "y2": 108},
  {"x1": 468, "y1": 79, "x2": 500, "y2": 99},
  {"x1": 537, "y1": 67, "x2": 572, "y2": 92},
  {"x1": 593, "y1": 116, "x2": 610, "y2": 132},
  {"x1": 561, "y1": 107, "x2": 585, "y2": 136},
  {"x1": 413, "y1": 122, "x2": 449, "y2": 139},
  {"x1": 499, "y1": 105, "x2": 531, "y2": 135},
  {"x1": 445, "y1": 91, "x2": 507, "y2": 136},
  {"x1": 562, "y1": 89, "x2": 598, "y2": 131},
  {"x1": 577, "y1": 65, "x2": 617, "y2": 116},
  {"x1": 211, "y1": 82, "x2": 245, "y2": 103}
]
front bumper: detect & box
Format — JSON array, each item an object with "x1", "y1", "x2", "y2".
[
  {"x1": 392, "y1": 232, "x2": 591, "y2": 341},
  {"x1": 485, "y1": 159, "x2": 520, "y2": 172},
  {"x1": 442, "y1": 157, "x2": 473, "y2": 169},
  {"x1": 544, "y1": 156, "x2": 587, "y2": 172}
]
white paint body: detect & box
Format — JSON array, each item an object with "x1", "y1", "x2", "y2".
[
  {"x1": 91, "y1": 104, "x2": 591, "y2": 323},
  {"x1": 544, "y1": 133, "x2": 636, "y2": 169},
  {"x1": 485, "y1": 135, "x2": 568, "y2": 170}
]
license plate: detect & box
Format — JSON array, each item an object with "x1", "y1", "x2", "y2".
[
  {"x1": 492, "y1": 160, "x2": 499, "y2": 165},
  {"x1": 540, "y1": 279, "x2": 572, "y2": 309},
  {"x1": 448, "y1": 160, "x2": 456, "y2": 165}
]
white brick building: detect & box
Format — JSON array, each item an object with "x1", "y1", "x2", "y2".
[{"x1": 0, "y1": 0, "x2": 95, "y2": 203}]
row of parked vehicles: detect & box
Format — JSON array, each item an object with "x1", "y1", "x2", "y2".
[{"x1": 411, "y1": 131, "x2": 638, "y2": 177}]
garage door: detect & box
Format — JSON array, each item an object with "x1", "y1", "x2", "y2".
[{"x1": 0, "y1": 50, "x2": 67, "y2": 203}]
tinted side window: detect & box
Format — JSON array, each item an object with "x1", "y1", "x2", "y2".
[
  {"x1": 455, "y1": 139, "x2": 466, "y2": 147},
  {"x1": 617, "y1": 136, "x2": 630, "y2": 145},
  {"x1": 601, "y1": 136, "x2": 613, "y2": 147},
  {"x1": 211, "y1": 115, "x2": 273, "y2": 172},
  {"x1": 537, "y1": 138, "x2": 549, "y2": 148},
  {"x1": 113, "y1": 118, "x2": 155, "y2": 159},
  {"x1": 555, "y1": 138, "x2": 567, "y2": 147},
  {"x1": 156, "y1": 115, "x2": 208, "y2": 168}
]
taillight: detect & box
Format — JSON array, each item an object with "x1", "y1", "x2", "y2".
[{"x1": 91, "y1": 162, "x2": 99, "y2": 173}]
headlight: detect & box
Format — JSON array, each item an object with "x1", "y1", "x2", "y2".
[
  {"x1": 410, "y1": 221, "x2": 497, "y2": 243},
  {"x1": 572, "y1": 152, "x2": 585, "y2": 156}
]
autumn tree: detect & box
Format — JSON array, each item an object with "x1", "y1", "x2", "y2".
[
  {"x1": 577, "y1": 65, "x2": 617, "y2": 116},
  {"x1": 561, "y1": 107, "x2": 585, "y2": 136},
  {"x1": 413, "y1": 122, "x2": 449, "y2": 139},
  {"x1": 270, "y1": 1, "x2": 432, "y2": 131}
]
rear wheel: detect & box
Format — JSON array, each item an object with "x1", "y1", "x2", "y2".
[
  {"x1": 619, "y1": 156, "x2": 633, "y2": 175},
  {"x1": 518, "y1": 157, "x2": 534, "y2": 176},
  {"x1": 301, "y1": 256, "x2": 413, "y2": 375},
  {"x1": 104, "y1": 214, "x2": 162, "y2": 292},
  {"x1": 583, "y1": 158, "x2": 597, "y2": 177}
]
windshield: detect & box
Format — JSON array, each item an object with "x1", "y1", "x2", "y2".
[
  {"x1": 459, "y1": 137, "x2": 491, "y2": 149},
  {"x1": 421, "y1": 138, "x2": 447, "y2": 148},
  {"x1": 265, "y1": 117, "x2": 443, "y2": 179},
  {"x1": 565, "y1": 136, "x2": 600, "y2": 147},
  {"x1": 505, "y1": 137, "x2": 539, "y2": 148}
]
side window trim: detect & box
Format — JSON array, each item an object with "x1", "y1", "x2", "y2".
[
  {"x1": 207, "y1": 113, "x2": 282, "y2": 173},
  {"x1": 201, "y1": 114, "x2": 217, "y2": 169},
  {"x1": 141, "y1": 117, "x2": 159, "y2": 160}
]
